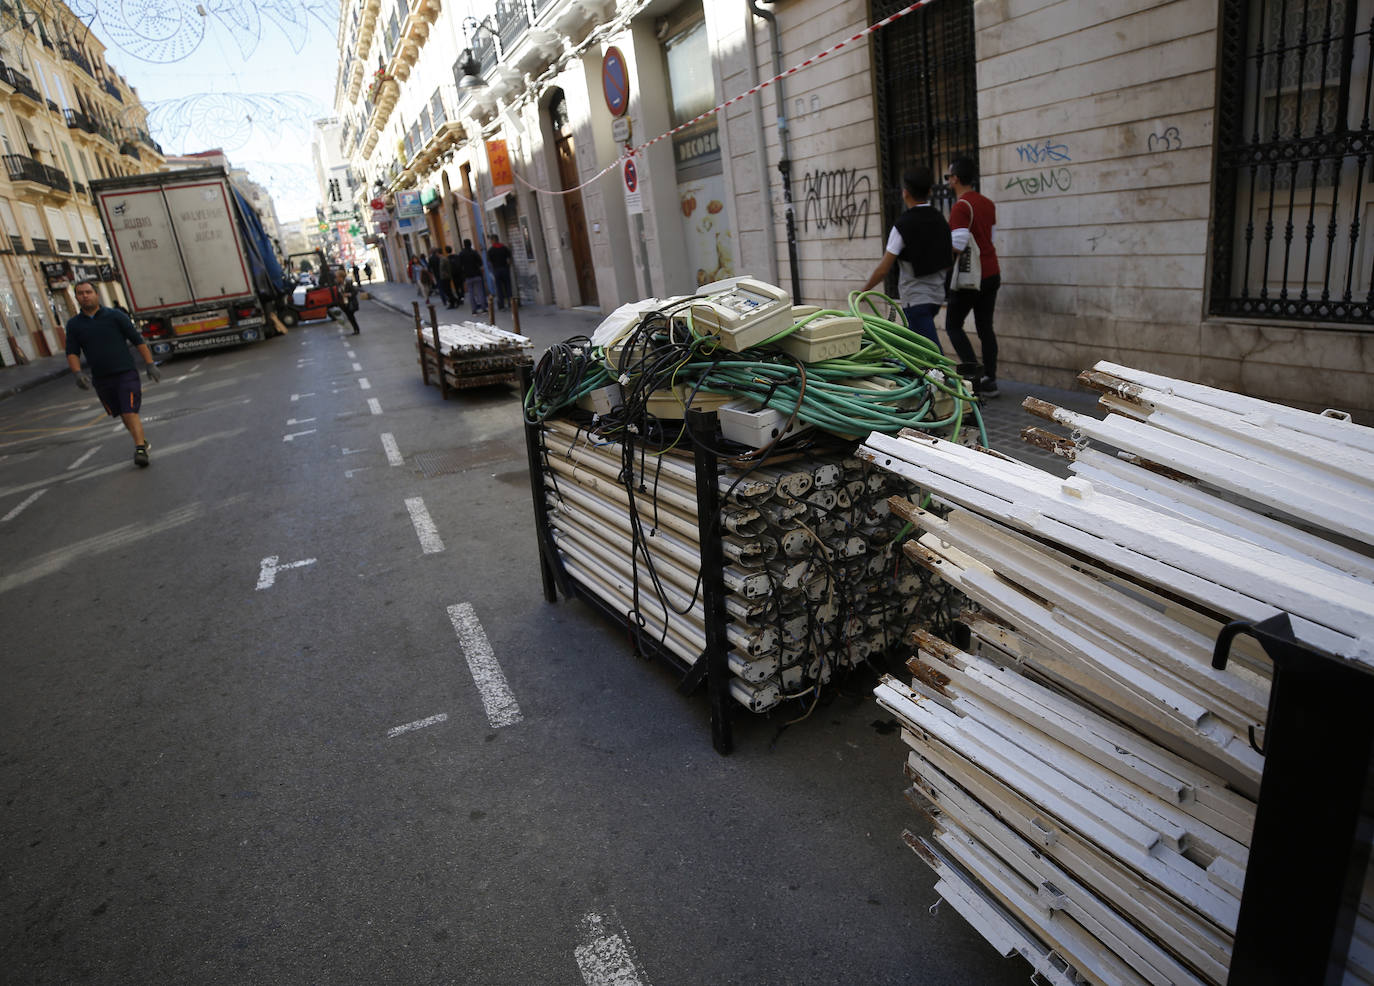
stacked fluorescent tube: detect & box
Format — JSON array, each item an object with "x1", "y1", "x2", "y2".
[
  {"x1": 860, "y1": 362, "x2": 1374, "y2": 984},
  {"x1": 540, "y1": 417, "x2": 919, "y2": 712},
  {"x1": 417, "y1": 319, "x2": 533, "y2": 389}
]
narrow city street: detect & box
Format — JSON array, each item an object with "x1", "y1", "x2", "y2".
[{"x1": 0, "y1": 296, "x2": 1033, "y2": 985}]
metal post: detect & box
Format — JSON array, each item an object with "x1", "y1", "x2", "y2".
[
  {"x1": 1214, "y1": 613, "x2": 1374, "y2": 985},
  {"x1": 510, "y1": 275, "x2": 521, "y2": 336},
  {"x1": 687, "y1": 408, "x2": 732, "y2": 755},
  {"x1": 428, "y1": 303, "x2": 448, "y2": 400},
  {"x1": 521, "y1": 363, "x2": 562, "y2": 603},
  {"x1": 414, "y1": 301, "x2": 429, "y2": 388}
]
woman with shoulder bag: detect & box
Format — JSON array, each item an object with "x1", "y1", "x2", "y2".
[{"x1": 945, "y1": 157, "x2": 1001, "y2": 398}]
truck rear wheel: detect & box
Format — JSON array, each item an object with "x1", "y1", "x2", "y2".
[{"x1": 278, "y1": 307, "x2": 300, "y2": 328}]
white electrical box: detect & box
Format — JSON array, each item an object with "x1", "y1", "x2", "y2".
[
  {"x1": 718, "y1": 399, "x2": 812, "y2": 447},
  {"x1": 643, "y1": 384, "x2": 733, "y2": 420},
  {"x1": 576, "y1": 384, "x2": 619, "y2": 415},
  {"x1": 773, "y1": 312, "x2": 865, "y2": 363},
  {"x1": 688, "y1": 278, "x2": 793, "y2": 352}
]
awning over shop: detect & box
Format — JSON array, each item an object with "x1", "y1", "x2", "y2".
[{"x1": 485, "y1": 191, "x2": 514, "y2": 212}]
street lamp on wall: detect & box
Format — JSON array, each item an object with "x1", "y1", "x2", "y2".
[{"x1": 457, "y1": 15, "x2": 499, "y2": 90}]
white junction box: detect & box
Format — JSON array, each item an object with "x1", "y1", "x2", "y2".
[
  {"x1": 774, "y1": 312, "x2": 865, "y2": 363},
  {"x1": 689, "y1": 277, "x2": 793, "y2": 352},
  {"x1": 719, "y1": 399, "x2": 812, "y2": 447}
]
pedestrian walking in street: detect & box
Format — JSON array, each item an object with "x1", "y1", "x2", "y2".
[
  {"x1": 351, "y1": 263, "x2": 361, "y2": 285},
  {"x1": 408, "y1": 255, "x2": 425, "y2": 296},
  {"x1": 945, "y1": 156, "x2": 1001, "y2": 398},
  {"x1": 487, "y1": 235, "x2": 513, "y2": 311},
  {"x1": 456, "y1": 239, "x2": 487, "y2": 315},
  {"x1": 860, "y1": 165, "x2": 950, "y2": 352},
  {"x1": 363, "y1": 261, "x2": 373, "y2": 283},
  {"x1": 65, "y1": 280, "x2": 162, "y2": 467},
  {"x1": 339, "y1": 270, "x2": 361, "y2": 334},
  {"x1": 419, "y1": 264, "x2": 434, "y2": 302},
  {"x1": 442, "y1": 245, "x2": 463, "y2": 308}
]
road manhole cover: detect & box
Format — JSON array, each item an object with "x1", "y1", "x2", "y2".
[{"x1": 412, "y1": 449, "x2": 469, "y2": 478}]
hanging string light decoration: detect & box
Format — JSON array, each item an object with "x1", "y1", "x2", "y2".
[
  {"x1": 145, "y1": 91, "x2": 323, "y2": 152},
  {"x1": 81, "y1": 0, "x2": 336, "y2": 64}
]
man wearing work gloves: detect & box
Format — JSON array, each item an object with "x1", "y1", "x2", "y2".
[{"x1": 65, "y1": 280, "x2": 161, "y2": 467}]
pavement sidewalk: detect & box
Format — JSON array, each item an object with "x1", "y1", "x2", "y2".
[{"x1": 0, "y1": 351, "x2": 71, "y2": 401}]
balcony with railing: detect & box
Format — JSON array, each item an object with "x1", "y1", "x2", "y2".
[
  {"x1": 119, "y1": 140, "x2": 140, "y2": 160},
  {"x1": 496, "y1": 0, "x2": 530, "y2": 53},
  {"x1": 3, "y1": 154, "x2": 71, "y2": 194},
  {"x1": 64, "y1": 108, "x2": 100, "y2": 134},
  {"x1": 3, "y1": 66, "x2": 42, "y2": 107},
  {"x1": 103, "y1": 79, "x2": 122, "y2": 102},
  {"x1": 60, "y1": 42, "x2": 93, "y2": 76}
]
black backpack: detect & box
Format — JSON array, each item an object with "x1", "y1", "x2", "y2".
[{"x1": 893, "y1": 205, "x2": 953, "y2": 278}]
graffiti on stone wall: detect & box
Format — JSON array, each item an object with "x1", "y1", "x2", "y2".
[
  {"x1": 1147, "y1": 126, "x2": 1183, "y2": 152},
  {"x1": 1005, "y1": 168, "x2": 1072, "y2": 196},
  {"x1": 1015, "y1": 138, "x2": 1071, "y2": 164},
  {"x1": 801, "y1": 168, "x2": 871, "y2": 241}
]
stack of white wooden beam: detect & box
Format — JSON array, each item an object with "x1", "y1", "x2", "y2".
[
  {"x1": 541, "y1": 418, "x2": 919, "y2": 712},
  {"x1": 858, "y1": 362, "x2": 1374, "y2": 984},
  {"x1": 418, "y1": 320, "x2": 534, "y2": 388}
]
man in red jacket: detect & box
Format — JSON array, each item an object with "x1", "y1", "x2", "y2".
[{"x1": 945, "y1": 157, "x2": 1001, "y2": 398}]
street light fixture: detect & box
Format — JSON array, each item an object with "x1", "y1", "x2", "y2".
[{"x1": 457, "y1": 15, "x2": 499, "y2": 90}]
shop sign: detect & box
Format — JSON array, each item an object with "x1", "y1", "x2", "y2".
[
  {"x1": 42, "y1": 261, "x2": 73, "y2": 289},
  {"x1": 485, "y1": 140, "x2": 514, "y2": 189},
  {"x1": 370, "y1": 197, "x2": 386, "y2": 210},
  {"x1": 98, "y1": 264, "x2": 116, "y2": 281},
  {"x1": 75, "y1": 264, "x2": 102, "y2": 281},
  {"x1": 673, "y1": 123, "x2": 721, "y2": 171}
]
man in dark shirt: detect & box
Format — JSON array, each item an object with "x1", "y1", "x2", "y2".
[
  {"x1": 486, "y1": 236, "x2": 513, "y2": 310},
  {"x1": 65, "y1": 280, "x2": 162, "y2": 467},
  {"x1": 456, "y1": 239, "x2": 487, "y2": 316}
]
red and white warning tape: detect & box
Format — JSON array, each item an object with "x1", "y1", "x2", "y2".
[{"x1": 510, "y1": 0, "x2": 934, "y2": 198}]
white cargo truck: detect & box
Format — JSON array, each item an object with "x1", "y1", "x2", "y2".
[{"x1": 90, "y1": 166, "x2": 289, "y2": 358}]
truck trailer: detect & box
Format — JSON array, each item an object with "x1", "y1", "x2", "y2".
[{"x1": 90, "y1": 167, "x2": 290, "y2": 358}]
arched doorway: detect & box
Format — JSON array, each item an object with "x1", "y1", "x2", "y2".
[{"x1": 549, "y1": 90, "x2": 597, "y2": 307}]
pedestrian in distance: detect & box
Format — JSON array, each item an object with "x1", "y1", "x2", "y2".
[
  {"x1": 436, "y1": 247, "x2": 456, "y2": 309},
  {"x1": 456, "y1": 239, "x2": 487, "y2": 316},
  {"x1": 945, "y1": 156, "x2": 1001, "y2": 398},
  {"x1": 65, "y1": 279, "x2": 161, "y2": 467},
  {"x1": 351, "y1": 263, "x2": 360, "y2": 286},
  {"x1": 419, "y1": 263, "x2": 434, "y2": 302},
  {"x1": 443, "y1": 245, "x2": 463, "y2": 308},
  {"x1": 339, "y1": 269, "x2": 361, "y2": 334},
  {"x1": 860, "y1": 164, "x2": 951, "y2": 352},
  {"x1": 487, "y1": 235, "x2": 513, "y2": 311},
  {"x1": 427, "y1": 247, "x2": 452, "y2": 307},
  {"x1": 363, "y1": 261, "x2": 372, "y2": 283}
]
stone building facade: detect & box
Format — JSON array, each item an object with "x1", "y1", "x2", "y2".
[
  {"x1": 0, "y1": 0, "x2": 163, "y2": 366},
  {"x1": 335, "y1": 0, "x2": 1372, "y2": 419}
]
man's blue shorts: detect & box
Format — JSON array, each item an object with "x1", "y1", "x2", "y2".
[{"x1": 93, "y1": 369, "x2": 142, "y2": 417}]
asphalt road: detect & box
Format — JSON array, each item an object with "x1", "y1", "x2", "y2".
[{"x1": 0, "y1": 298, "x2": 1032, "y2": 985}]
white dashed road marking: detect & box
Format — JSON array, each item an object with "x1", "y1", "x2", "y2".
[
  {"x1": 358, "y1": 377, "x2": 372, "y2": 390},
  {"x1": 290, "y1": 393, "x2": 315, "y2": 401},
  {"x1": 352, "y1": 362, "x2": 362, "y2": 372},
  {"x1": 381, "y1": 433, "x2": 403, "y2": 466},
  {"x1": 255, "y1": 555, "x2": 317, "y2": 590},
  {"x1": 286, "y1": 417, "x2": 316, "y2": 426},
  {"x1": 447, "y1": 603, "x2": 522, "y2": 728},
  {"x1": 575, "y1": 913, "x2": 649, "y2": 986},
  {"x1": 66, "y1": 445, "x2": 101, "y2": 471},
  {"x1": 386, "y1": 713, "x2": 448, "y2": 739},
  {"x1": 2, "y1": 488, "x2": 46, "y2": 522},
  {"x1": 405, "y1": 496, "x2": 444, "y2": 553},
  {"x1": 368, "y1": 398, "x2": 382, "y2": 415},
  {"x1": 283, "y1": 429, "x2": 317, "y2": 442}
]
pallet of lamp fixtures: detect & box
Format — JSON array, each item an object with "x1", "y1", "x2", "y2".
[
  {"x1": 411, "y1": 301, "x2": 532, "y2": 395},
  {"x1": 860, "y1": 361, "x2": 1374, "y2": 986}
]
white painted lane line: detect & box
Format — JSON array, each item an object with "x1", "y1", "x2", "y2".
[
  {"x1": 286, "y1": 417, "x2": 316, "y2": 426},
  {"x1": 358, "y1": 377, "x2": 372, "y2": 390},
  {"x1": 346, "y1": 349, "x2": 356, "y2": 358},
  {"x1": 66, "y1": 445, "x2": 101, "y2": 471},
  {"x1": 368, "y1": 398, "x2": 382, "y2": 415},
  {"x1": 381, "y1": 432, "x2": 403, "y2": 466},
  {"x1": 344, "y1": 466, "x2": 371, "y2": 478},
  {"x1": 405, "y1": 497, "x2": 444, "y2": 553},
  {"x1": 290, "y1": 393, "x2": 315, "y2": 401},
  {"x1": 575, "y1": 913, "x2": 648, "y2": 986},
  {"x1": 351, "y1": 362, "x2": 362, "y2": 372},
  {"x1": 386, "y1": 713, "x2": 448, "y2": 739},
  {"x1": 2, "y1": 488, "x2": 46, "y2": 522},
  {"x1": 255, "y1": 555, "x2": 317, "y2": 590},
  {"x1": 447, "y1": 603, "x2": 522, "y2": 727},
  {"x1": 282, "y1": 429, "x2": 317, "y2": 442}
]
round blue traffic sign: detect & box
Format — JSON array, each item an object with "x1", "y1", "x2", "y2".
[{"x1": 602, "y1": 46, "x2": 630, "y2": 118}]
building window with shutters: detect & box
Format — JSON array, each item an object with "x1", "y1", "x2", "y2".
[{"x1": 1211, "y1": 0, "x2": 1373, "y2": 324}]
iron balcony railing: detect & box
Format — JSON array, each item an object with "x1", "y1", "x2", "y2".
[
  {"x1": 3, "y1": 66, "x2": 41, "y2": 103},
  {"x1": 532, "y1": 0, "x2": 556, "y2": 21},
  {"x1": 60, "y1": 42, "x2": 93, "y2": 76},
  {"x1": 103, "y1": 79, "x2": 122, "y2": 101},
  {"x1": 3, "y1": 153, "x2": 71, "y2": 193},
  {"x1": 496, "y1": 0, "x2": 530, "y2": 53},
  {"x1": 119, "y1": 141, "x2": 140, "y2": 160},
  {"x1": 63, "y1": 108, "x2": 100, "y2": 133}
]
